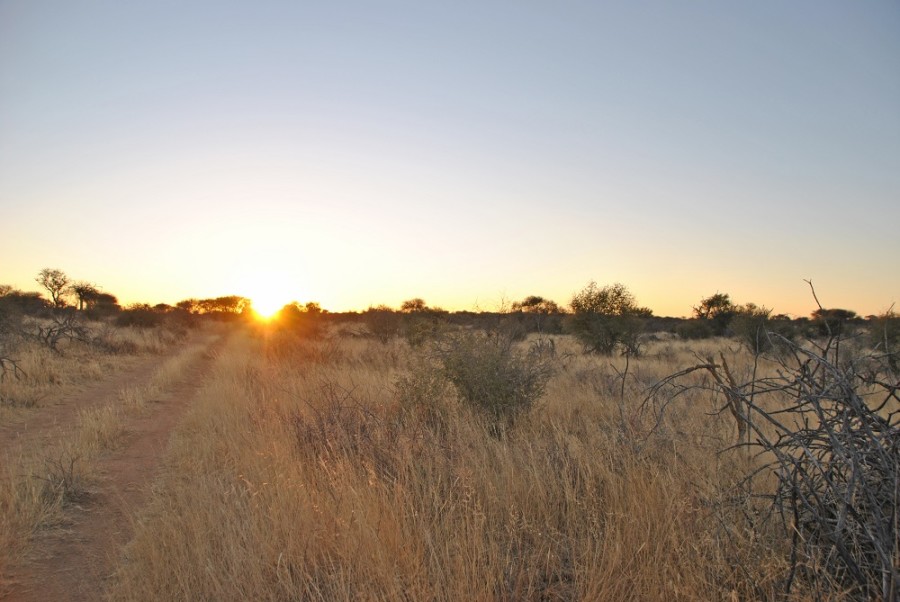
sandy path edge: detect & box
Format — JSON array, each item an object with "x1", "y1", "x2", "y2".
[{"x1": 3, "y1": 330, "x2": 228, "y2": 601}]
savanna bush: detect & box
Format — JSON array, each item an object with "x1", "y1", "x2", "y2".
[
  {"x1": 394, "y1": 357, "x2": 451, "y2": 429},
  {"x1": 361, "y1": 305, "x2": 402, "y2": 343},
  {"x1": 674, "y1": 319, "x2": 714, "y2": 340},
  {"x1": 115, "y1": 306, "x2": 164, "y2": 328},
  {"x1": 729, "y1": 303, "x2": 772, "y2": 355},
  {"x1": 569, "y1": 282, "x2": 650, "y2": 355},
  {"x1": 402, "y1": 314, "x2": 447, "y2": 347},
  {"x1": 433, "y1": 330, "x2": 555, "y2": 429}
]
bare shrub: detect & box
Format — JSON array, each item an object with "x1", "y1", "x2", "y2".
[
  {"x1": 29, "y1": 310, "x2": 90, "y2": 353},
  {"x1": 87, "y1": 323, "x2": 140, "y2": 355},
  {"x1": 870, "y1": 308, "x2": 900, "y2": 371},
  {"x1": 0, "y1": 303, "x2": 26, "y2": 389},
  {"x1": 650, "y1": 312, "x2": 899, "y2": 599},
  {"x1": 742, "y1": 335, "x2": 899, "y2": 600},
  {"x1": 33, "y1": 451, "x2": 89, "y2": 507}
]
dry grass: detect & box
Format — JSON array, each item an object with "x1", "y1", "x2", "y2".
[
  {"x1": 107, "y1": 329, "x2": 801, "y2": 601},
  {"x1": 0, "y1": 318, "x2": 184, "y2": 413}
]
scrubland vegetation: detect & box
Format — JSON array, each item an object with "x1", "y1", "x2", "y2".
[
  {"x1": 110, "y1": 310, "x2": 896, "y2": 600},
  {"x1": 1, "y1": 271, "x2": 897, "y2": 600}
]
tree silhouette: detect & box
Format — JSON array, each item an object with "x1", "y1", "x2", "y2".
[
  {"x1": 693, "y1": 293, "x2": 735, "y2": 335},
  {"x1": 401, "y1": 298, "x2": 427, "y2": 313},
  {"x1": 70, "y1": 281, "x2": 100, "y2": 311},
  {"x1": 812, "y1": 308, "x2": 858, "y2": 337},
  {"x1": 35, "y1": 268, "x2": 70, "y2": 308},
  {"x1": 511, "y1": 295, "x2": 561, "y2": 315},
  {"x1": 511, "y1": 295, "x2": 563, "y2": 335}
]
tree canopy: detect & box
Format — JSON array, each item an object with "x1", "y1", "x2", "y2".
[{"x1": 35, "y1": 268, "x2": 70, "y2": 308}]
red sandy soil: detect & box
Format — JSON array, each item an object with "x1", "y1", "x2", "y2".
[{"x1": 1, "y1": 331, "x2": 226, "y2": 601}]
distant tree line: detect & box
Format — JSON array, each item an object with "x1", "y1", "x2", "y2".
[{"x1": 3, "y1": 268, "x2": 896, "y2": 361}]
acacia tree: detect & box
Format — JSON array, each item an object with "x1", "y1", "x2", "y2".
[
  {"x1": 70, "y1": 281, "x2": 100, "y2": 311},
  {"x1": 511, "y1": 295, "x2": 561, "y2": 314},
  {"x1": 89, "y1": 292, "x2": 120, "y2": 314},
  {"x1": 511, "y1": 295, "x2": 563, "y2": 334},
  {"x1": 569, "y1": 282, "x2": 651, "y2": 355},
  {"x1": 176, "y1": 299, "x2": 199, "y2": 314},
  {"x1": 196, "y1": 296, "x2": 251, "y2": 316},
  {"x1": 36, "y1": 268, "x2": 70, "y2": 308},
  {"x1": 693, "y1": 292, "x2": 735, "y2": 335},
  {"x1": 401, "y1": 298, "x2": 428, "y2": 313},
  {"x1": 812, "y1": 308, "x2": 858, "y2": 337}
]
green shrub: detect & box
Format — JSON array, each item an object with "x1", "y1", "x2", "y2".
[
  {"x1": 434, "y1": 331, "x2": 554, "y2": 429},
  {"x1": 730, "y1": 303, "x2": 772, "y2": 355},
  {"x1": 569, "y1": 282, "x2": 650, "y2": 356}
]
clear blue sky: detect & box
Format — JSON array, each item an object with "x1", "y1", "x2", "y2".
[{"x1": 1, "y1": 1, "x2": 898, "y2": 316}]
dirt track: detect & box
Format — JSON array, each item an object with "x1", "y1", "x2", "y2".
[{"x1": 2, "y1": 330, "x2": 226, "y2": 601}]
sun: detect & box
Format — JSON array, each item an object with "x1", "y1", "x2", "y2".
[
  {"x1": 234, "y1": 269, "x2": 298, "y2": 321},
  {"x1": 250, "y1": 293, "x2": 285, "y2": 320}
]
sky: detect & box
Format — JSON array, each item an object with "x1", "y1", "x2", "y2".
[{"x1": 1, "y1": 1, "x2": 898, "y2": 317}]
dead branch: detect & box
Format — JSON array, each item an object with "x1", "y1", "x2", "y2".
[
  {"x1": 0, "y1": 356, "x2": 26, "y2": 382},
  {"x1": 649, "y1": 315, "x2": 898, "y2": 598}
]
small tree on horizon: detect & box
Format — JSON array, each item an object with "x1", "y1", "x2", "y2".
[
  {"x1": 70, "y1": 281, "x2": 101, "y2": 311},
  {"x1": 511, "y1": 295, "x2": 563, "y2": 335},
  {"x1": 730, "y1": 302, "x2": 773, "y2": 355},
  {"x1": 35, "y1": 268, "x2": 70, "y2": 308},
  {"x1": 401, "y1": 298, "x2": 428, "y2": 313},
  {"x1": 569, "y1": 282, "x2": 651, "y2": 355},
  {"x1": 693, "y1": 292, "x2": 735, "y2": 335},
  {"x1": 812, "y1": 307, "x2": 858, "y2": 337}
]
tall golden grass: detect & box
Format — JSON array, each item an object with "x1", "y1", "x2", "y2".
[{"x1": 107, "y1": 329, "x2": 803, "y2": 601}]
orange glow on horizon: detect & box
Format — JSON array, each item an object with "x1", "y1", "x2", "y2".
[
  {"x1": 234, "y1": 268, "x2": 299, "y2": 320},
  {"x1": 248, "y1": 293, "x2": 289, "y2": 320}
]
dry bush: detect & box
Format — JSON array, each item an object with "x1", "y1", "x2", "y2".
[
  {"x1": 870, "y1": 309, "x2": 900, "y2": 371},
  {"x1": 0, "y1": 315, "x2": 193, "y2": 412},
  {"x1": 0, "y1": 448, "x2": 63, "y2": 595},
  {"x1": 361, "y1": 306, "x2": 402, "y2": 343},
  {"x1": 28, "y1": 310, "x2": 89, "y2": 353},
  {"x1": 432, "y1": 330, "x2": 556, "y2": 430},
  {"x1": 743, "y1": 335, "x2": 899, "y2": 600},
  {"x1": 649, "y1": 322, "x2": 899, "y2": 600},
  {"x1": 33, "y1": 450, "x2": 90, "y2": 507}
]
